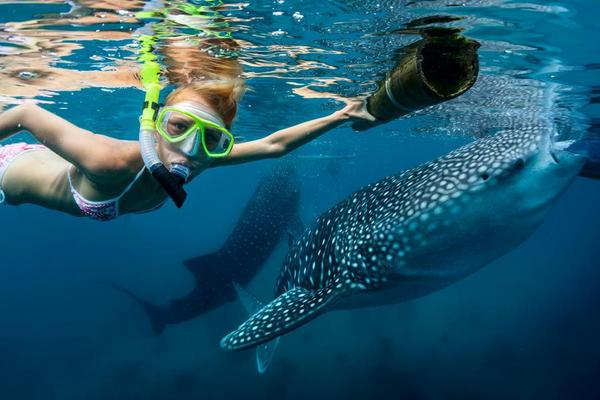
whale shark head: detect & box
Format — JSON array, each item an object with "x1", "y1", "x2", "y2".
[
  {"x1": 459, "y1": 125, "x2": 584, "y2": 211},
  {"x1": 365, "y1": 125, "x2": 586, "y2": 285}
]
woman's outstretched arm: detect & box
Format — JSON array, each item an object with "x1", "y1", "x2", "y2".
[
  {"x1": 212, "y1": 100, "x2": 376, "y2": 166},
  {"x1": 0, "y1": 103, "x2": 134, "y2": 179}
]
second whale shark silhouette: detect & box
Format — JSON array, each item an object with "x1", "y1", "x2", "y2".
[
  {"x1": 108, "y1": 162, "x2": 302, "y2": 335},
  {"x1": 221, "y1": 125, "x2": 597, "y2": 371}
]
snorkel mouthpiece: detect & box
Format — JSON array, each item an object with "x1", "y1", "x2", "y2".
[
  {"x1": 140, "y1": 124, "x2": 190, "y2": 208},
  {"x1": 150, "y1": 164, "x2": 188, "y2": 208},
  {"x1": 170, "y1": 163, "x2": 191, "y2": 182}
]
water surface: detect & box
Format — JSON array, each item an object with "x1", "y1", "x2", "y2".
[{"x1": 0, "y1": 0, "x2": 599, "y2": 399}]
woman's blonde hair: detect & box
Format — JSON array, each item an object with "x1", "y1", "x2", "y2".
[
  {"x1": 165, "y1": 79, "x2": 245, "y2": 129},
  {"x1": 161, "y1": 37, "x2": 245, "y2": 129}
]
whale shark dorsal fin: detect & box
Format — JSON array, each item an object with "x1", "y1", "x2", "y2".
[{"x1": 221, "y1": 283, "x2": 345, "y2": 352}]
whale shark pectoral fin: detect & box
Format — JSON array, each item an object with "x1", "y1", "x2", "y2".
[{"x1": 221, "y1": 283, "x2": 344, "y2": 352}]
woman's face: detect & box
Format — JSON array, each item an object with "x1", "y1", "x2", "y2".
[
  {"x1": 156, "y1": 99, "x2": 225, "y2": 180},
  {"x1": 156, "y1": 136, "x2": 213, "y2": 178}
]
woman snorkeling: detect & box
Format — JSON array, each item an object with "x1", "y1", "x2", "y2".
[
  {"x1": 0, "y1": 0, "x2": 379, "y2": 220},
  {"x1": 0, "y1": 80, "x2": 375, "y2": 221}
]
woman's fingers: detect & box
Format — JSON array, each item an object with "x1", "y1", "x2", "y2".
[{"x1": 345, "y1": 100, "x2": 380, "y2": 132}]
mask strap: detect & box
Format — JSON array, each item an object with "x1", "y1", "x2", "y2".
[{"x1": 172, "y1": 102, "x2": 226, "y2": 128}]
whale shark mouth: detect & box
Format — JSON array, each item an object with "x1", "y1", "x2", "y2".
[
  {"x1": 551, "y1": 140, "x2": 577, "y2": 164},
  {"x1": 550, "y1": 151, "x2": 560, "y2": 163}
]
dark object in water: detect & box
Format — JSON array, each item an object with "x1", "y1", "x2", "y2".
[
  {"x1": 107, "y1": 163, "x2": 302, "y2": 335},
  {"x1": 365, "y1": 29, "x2": 480, "y2": 122},
  {"x1": 404, "y1": 15, "x2": 463, "y2": 28},
  {"x1": 580, "y1": 159, "x2": 600, "y2": 180},
  {"x1": 573, "y1": 125, "x2": 600, "y2": 179}
]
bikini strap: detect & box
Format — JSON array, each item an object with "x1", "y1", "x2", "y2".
[
  {"x1": 116, "y1": 167, "x2": 146, "y2": 200},
  {"x1": 67, "y1": 165, "x2": 146, "y2": 201},
  {"x1": 67, "y1": 164, "x2": 76, "y2": 190}
]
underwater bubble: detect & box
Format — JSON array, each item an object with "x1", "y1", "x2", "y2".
[
  {"x1": 271, "y1": 29, "x2": 287, "y2": 36},
  {"x1": 17, "y1": 71, "x2": 38, "y2": 80}
]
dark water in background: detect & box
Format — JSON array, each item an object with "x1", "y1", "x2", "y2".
[{"x1": 1, "y1": 0, "x2": 599, "y2": 399}]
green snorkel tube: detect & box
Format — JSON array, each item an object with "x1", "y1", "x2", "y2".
[
  {"x1": 136, "y1": 2, "x2": 236, "y2": 207},
  {"x1": 138, "y1": 35, "x2": 189, "y2": 208}
]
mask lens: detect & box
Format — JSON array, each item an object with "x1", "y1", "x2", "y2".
[
  {"x1": 204, "y1": 127, "x2": 226, "y2": 152},
  {"x1": 162, "y1": 111, "x2": 196, "y2": 139},
  {"x1": 204, "y1": 126, "x2": 231, "y2": 155}
]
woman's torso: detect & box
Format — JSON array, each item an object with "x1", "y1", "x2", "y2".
[{"x1": 1, "y1": 144, "x2": 167, "y2": 218}]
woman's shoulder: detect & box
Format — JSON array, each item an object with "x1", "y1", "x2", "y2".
[{"x1": 84, "y1": 139, "x2": 143, "y2": 184}]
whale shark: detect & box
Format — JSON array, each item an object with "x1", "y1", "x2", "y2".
[
  {"x1": 221, "y1": 125, "x2": 593, "y2": 370},
  {"x1": 108, "y1": 162, "x2": 302, "y2": 335}
]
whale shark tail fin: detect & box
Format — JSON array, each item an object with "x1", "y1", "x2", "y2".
[
  {"x1": 221, "y1": 282, "x2": 345, "y2": 355},
  {"x1": 101, "y1": 281, "x2": 167, "y2": 336},
  {"x1": 232, "y1": 282, "x2": 280, "y2": 373},
  {"x1": 183, "y1": 252, "x2": 221, "y2": 272},
  {"x1": 183, "y1": 252, "x2": 227, "y2": 283},
  {"x1": 183, "y1": 252, "x2": 237, "y2": 304}
]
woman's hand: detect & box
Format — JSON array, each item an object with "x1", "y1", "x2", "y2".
[{"x1": 335, "y1": 99, "x2": 379, "y2": 131}]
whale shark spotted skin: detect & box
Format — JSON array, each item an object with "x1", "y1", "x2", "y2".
[{"x1": 221, "y1": 125, "x2": 587, "y2": 352}]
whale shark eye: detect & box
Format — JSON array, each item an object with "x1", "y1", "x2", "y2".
[
  {"x1": 514, "y1": 158, "x2": 525, "y2": 169},
  {"x1": 481, "y1": 173, "x2": 489, "y2": 181}
]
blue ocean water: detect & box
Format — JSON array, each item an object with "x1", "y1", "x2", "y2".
[{"x1": 0, "y1": 0, "x2": 599, "y2": 399}]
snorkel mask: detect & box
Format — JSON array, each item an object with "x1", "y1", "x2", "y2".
[{"x1": 156, "y1": 102, "x2": 234, "y2": 158}]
